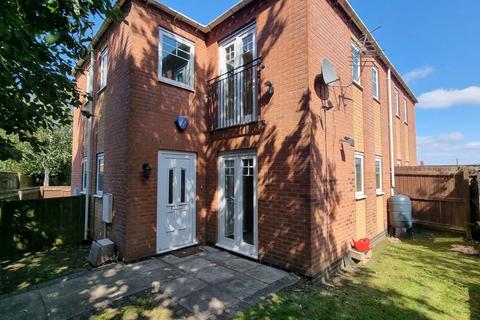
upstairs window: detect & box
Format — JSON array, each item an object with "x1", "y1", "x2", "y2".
[
  {"x1": 159, "y1": 28, "x2": 195, "y2": 90},
  {"x1": 372, "y1": 65, "x2": 379, "y2": 99},
  {"x1": 96, "y1": 153, "x2": 105, "y2": 196},
  {"x1": 100, "y1": 48, "x2": 108, "y2": 90},
  {"x1": 82, "y1": 157, "x2": 87, "y2": 193},
  {"x1": 404, "y1": 99, "x2": 408, "y2": 123},
  {"x1": 352, "y1": 42, "x2": 361, "y2": 84},
  {"x1": 355, "y1": 152, "x2": 365, "y2": 199},
  {"x1": 375, "y1": 156, "x2": 382, "y2": 194},
  {"x1": 394, "y1": 89, "x2": 400, "y2": 116}
]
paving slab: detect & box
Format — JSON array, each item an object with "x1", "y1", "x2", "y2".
[
  {"x1": 0, "y1": 245, "x2": 297, "y2": 320},
  {"x1": 176, "y1": 257, "x2": 216, "y2": 273},
  {"x1": 178, "y1": 285, "x2": 240, "y2": 318},
  {"x1": 202, "y1": 250, "x2": 235, "y2": 264},
  {"x1": 195, "y1": 265, "x2": 236, "y2": 284},
  {"x1": 218, "y1": 274, "x2": 268, "y2": 301},
  {"x1": 223, "y1": 257, "x2": 259, "y2": 272},
  {"x1": 248, "y1": 264, "x2": 288, "y2": 284},
  {"x1": 0, "y1": 290, "x2": 46, "y2": 320},
  {"x1": 161, "y1": 275, "x2": 208, "y2": 299}
]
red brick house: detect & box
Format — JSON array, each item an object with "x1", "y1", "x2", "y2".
[{"x1": 71, "y1": 0, "x2": 417, "y2": 278}]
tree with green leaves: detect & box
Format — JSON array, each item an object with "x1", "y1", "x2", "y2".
[
  {"x1": 0, "y1": 125, "x2": 72, "y2": 186},
  {"x1": 0, "y1": 0, "x2": 120, "y2": 160}
]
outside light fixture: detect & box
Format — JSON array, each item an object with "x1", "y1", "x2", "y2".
[
  {"x1": 142, "y1": 163, "x2": 152, "y2": 179},
  {"x1": 265, "y1": 80, "x2": 274, "y2": 95},
  {"x1": 80, "y1": 110, "x2": 94, "y2": 119}
]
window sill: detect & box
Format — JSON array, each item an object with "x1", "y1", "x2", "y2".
[
  {"x1": 373, "y1": 96, "x2": 381, "y2": 104},
  {"x1": 352, "y1": 80, "x2": 363, "y2": 90},
  {"x1": 355, "y1": 195, "x2": 366, "y2": 201},
  {"x1": 94, "y1": 194, "x2": 103, "y2": 199},
  {"x1": 376, "y1": 191, "x2": 384, "y2": 196},
  {"x1": 158, "y1": 77, "x2": 195, "y2": 92},
  {"x1": 404, "y1": 121, "x2": 408, "y2": 125},
  {"x1": 395, "y1": 114, "x2": 400, "y2": 119}
]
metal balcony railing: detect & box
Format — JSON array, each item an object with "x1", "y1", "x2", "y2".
[{"x1": 207, "y1": 57, "x2": 263, "y2": 130}]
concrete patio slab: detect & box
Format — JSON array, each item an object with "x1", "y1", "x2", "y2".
[
  {"x1": 0, "y1": 245, "x2": 298, "y2": 319},
  {"x1": 0, "y1": 290, "x2": 46, "y2": 320},
  {"x1": 248, "y1": 264, "x2": 288, "y2": 284},
  {"x1": 223, "y1": 257, "x2": 260, "y2": 272},
  {"x1": 195, "y1": 265, "x2": 235, "y2": 284}
]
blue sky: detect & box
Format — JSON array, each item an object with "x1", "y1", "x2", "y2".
[{"x1": 95, "y1": 1, "x2": 480, "y2": 165}]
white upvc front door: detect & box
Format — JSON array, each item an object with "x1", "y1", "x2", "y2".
[
  {"x1": 157, "y1": 151, "x2": 196, "y2": 253},
  {"x1": 217, "y1": 151, "x2": 258, "y2": 258}
]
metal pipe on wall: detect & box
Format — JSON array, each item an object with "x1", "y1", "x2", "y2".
[
  {"x1": 84, "y1": 51, "x2": 94, "y2": 240},
  {"x1": 387, "y1": 68, "x2": 396, "y2": 196}
]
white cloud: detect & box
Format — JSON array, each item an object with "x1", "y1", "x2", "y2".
[
  {"x1": 437, "y1": 131, "x2": 464, "y2": 142},
  {"x1": 417, "y1": 131, "x2": 480, "y2": 165},
  {"x1": 403, "y1": 66, "x2": 434, "y2": 83},
  {"x1": 417, "y1": 86, "x2": 480, "y2": 109}
]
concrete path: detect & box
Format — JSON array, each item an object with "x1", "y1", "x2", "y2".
[{"x1": 0, "y1": 246, "x2": 298, "y2": 320}]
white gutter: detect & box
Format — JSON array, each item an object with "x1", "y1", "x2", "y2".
[
  {"x1": 387, "y1": 68, "x2": 395, "y2": 196},
  {"x1": 84, "y1": 52, "x2": 94, "y2": 240}
]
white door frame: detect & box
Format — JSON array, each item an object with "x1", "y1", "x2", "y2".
[
  {"x1": 156, "y1": 150, "x2": 197, "y2": 254},
  {"x1": 217, "y1": 150, "x2": 258, "y2": 258}
]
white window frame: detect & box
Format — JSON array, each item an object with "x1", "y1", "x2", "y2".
[
  {"x1": 99, "y1": 48, "x2": 108, "y2": 90},
  {"x1": 158, "y1": 28, "x2": 195, "y2": 91},
  {"x1": 218, "y1": 23, "x2": 257, "y2": 128},
  {"x1": 375, "y1": 156, "x2": 383, "y2": 194},
  {"x1": 394, "y1": 89, "x2": 400, "y2": 117},
  {"x1": 404, "y1": 99, "x2": 408, "y2": 124},
  {"x1": 354, "y1": 152, "x2": 365, "y2": 199},
  {"x1": 372, "y1": 65, "x2": 379, "y2": 99},
  {"x1": 352, "y1": 42, "x2": 361, "y2": 85},
  {"x1": 96, "y1": 153, "x2": 105, "y2": 196},
  {"x1": 81, "y1": 157, "x2": 87, "y2": 193}
]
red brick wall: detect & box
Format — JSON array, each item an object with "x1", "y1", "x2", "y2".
[
  {"x1": 71, "y1": 0, "x2": 417, "y2": 277},
  {"x1": 204, "y1": 0, "x2": 312, "y2": 274},
  {"x1": 306, "y1": 0, "x2": 416, "y2": 275}
]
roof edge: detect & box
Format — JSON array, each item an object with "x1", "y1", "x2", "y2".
[
  {"x1": 337, "y1": 0, "x2": 417, "y2": 103},
  {"x1": 73, "y1": 0, "x2": 419, "y2": 103}
]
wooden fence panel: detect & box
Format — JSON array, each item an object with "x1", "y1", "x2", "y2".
[
  {"x1": 0, "y1": 196, "x2": 85, "y2": 257},
  {"x1": 395, "y1": 166, "x2": 470, "y2": 233}
]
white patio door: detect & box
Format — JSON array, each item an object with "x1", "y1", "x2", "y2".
[
  {"x1": 218, "y1": 151, "x2": 258, "y2": 258},
  {"x1": 157, "y1": 151, "x2": 196, "y2": 253}
]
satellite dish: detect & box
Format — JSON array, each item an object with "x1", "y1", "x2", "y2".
[{"x1": 321, "y1": 58, "x2": 339, "y2": 85}]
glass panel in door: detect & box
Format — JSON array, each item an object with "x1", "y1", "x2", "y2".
[
  {"x1": 242, "y1": 158, "x2": 254, "y2": 245},
  {"x1": 224, "y1": 159, "x2": 235, "y2": 239}
]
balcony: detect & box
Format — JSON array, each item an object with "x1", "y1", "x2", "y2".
[{"x1": 207, "y1": 57, "x2": 263, "y2": 131}]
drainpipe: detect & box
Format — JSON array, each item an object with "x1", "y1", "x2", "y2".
[
  {"x1": 84, "y1": 51, "x2": 94, "y2": 240},
  {"x1": 387, "y1": 68, "x2": 395, "y2": 196}
]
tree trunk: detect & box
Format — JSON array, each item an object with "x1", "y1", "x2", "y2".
[{"x1": 43, "y1": 167, "x2": 50, "y2": 187}]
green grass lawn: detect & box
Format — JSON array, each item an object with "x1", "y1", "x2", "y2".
[
  {"x1": 88, "y1": 228, "x2": 479, "y2": 320},
  {"x1": 235, "y1": 228, "x2": 480, "y2": 320},
  {"x1": 0, "y1": 244, "x2": 91, "y2": 295}
]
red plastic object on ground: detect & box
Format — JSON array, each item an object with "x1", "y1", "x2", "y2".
[{"x1": 352, "y1": 238, "x2": 371, "y2": 252}]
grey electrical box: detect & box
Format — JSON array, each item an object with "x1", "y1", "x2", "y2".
[
  {"x1": 87, "y1": 238, "x2": 115, "y2": 266},
  {"x1": 102, "y1": 193, "x2": 113, "y2": 223}
]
